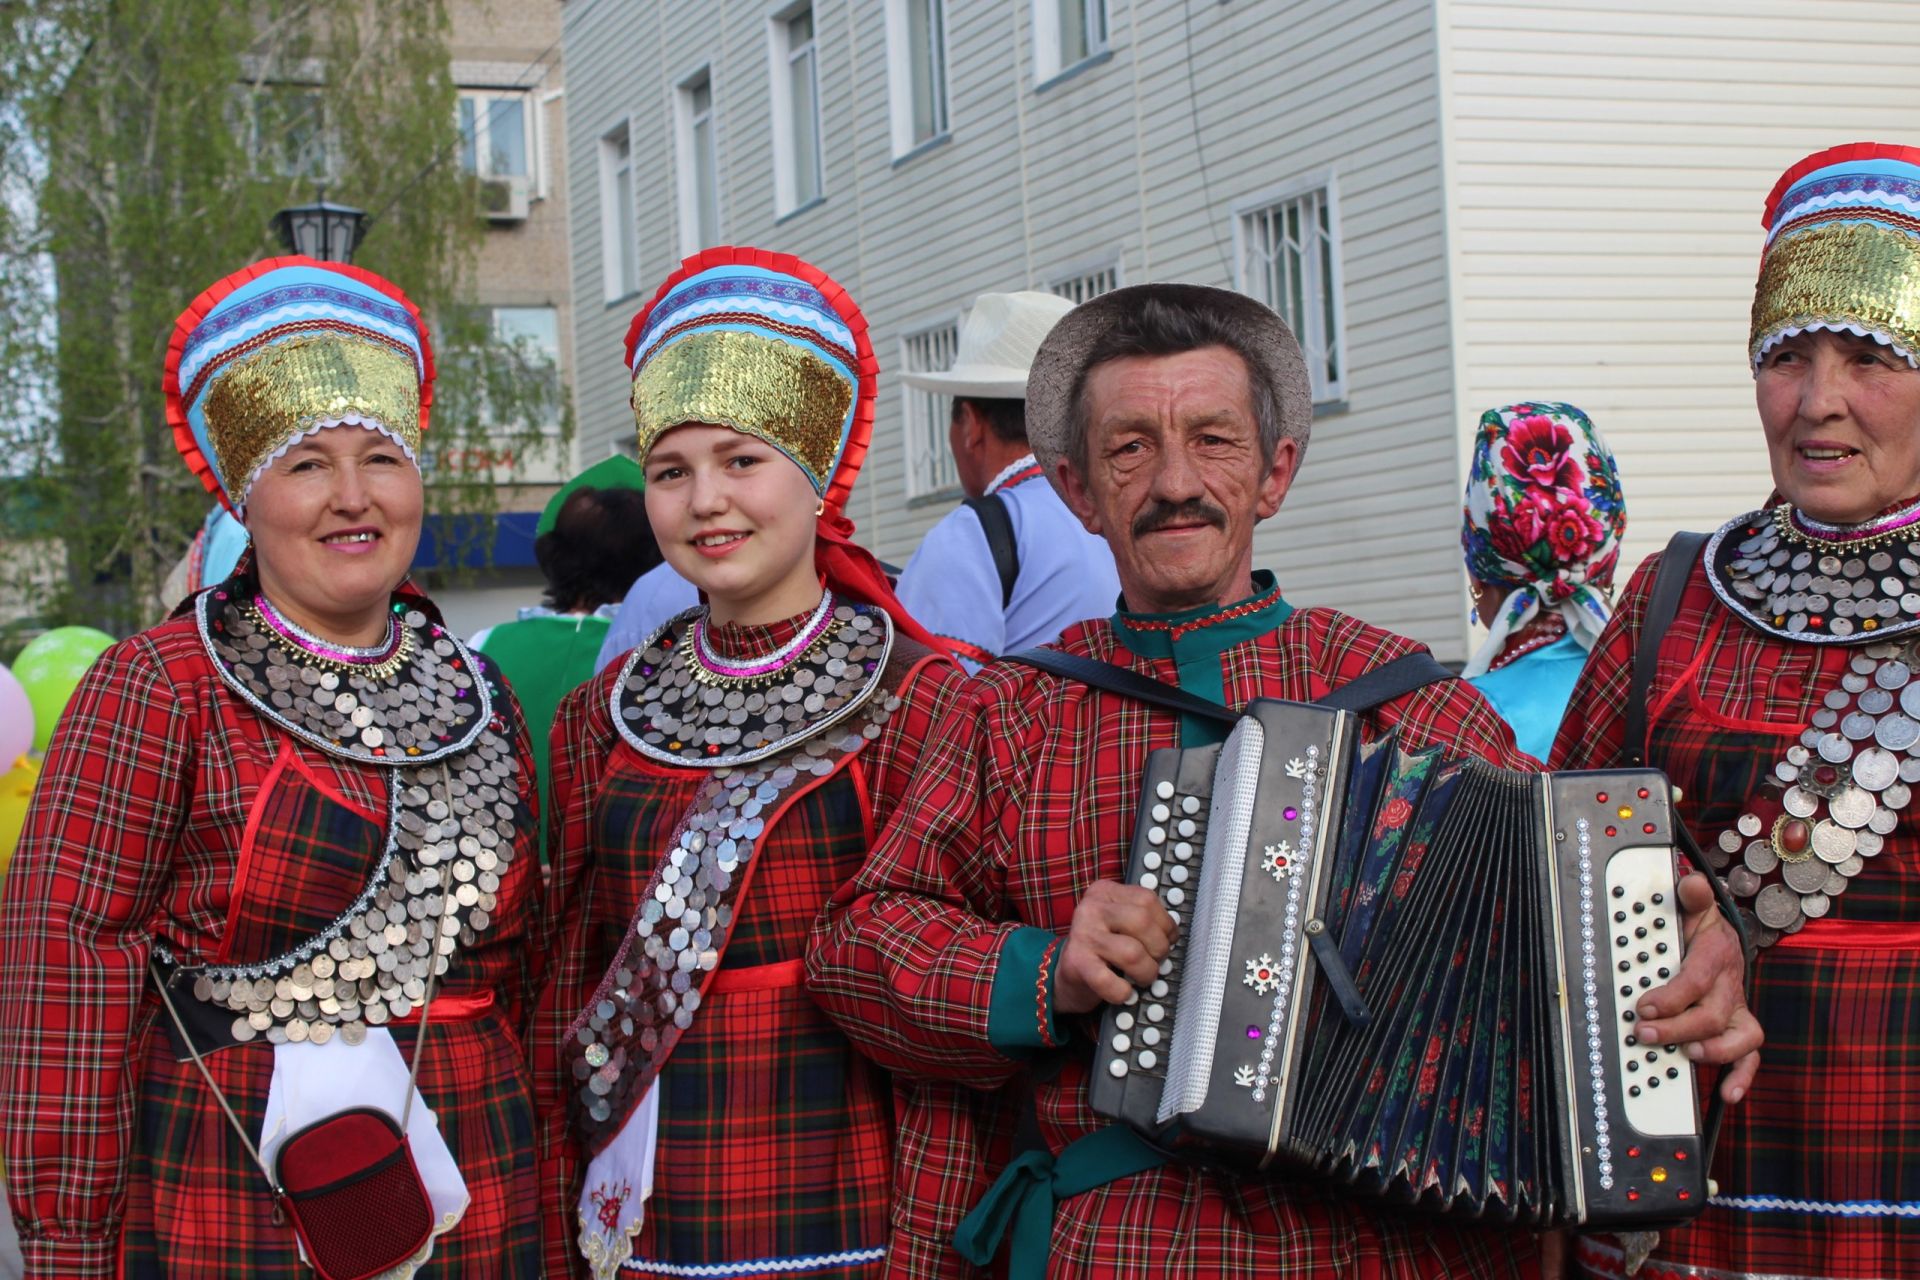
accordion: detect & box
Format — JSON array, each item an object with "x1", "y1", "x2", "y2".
[{"x1": 1089, "y1": 696, "x2": 1708, "y2": 1229}]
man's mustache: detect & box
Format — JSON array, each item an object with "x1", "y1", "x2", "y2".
[{"x1": 1132, "y1": 499, "x2": 1228, "y2": 539}]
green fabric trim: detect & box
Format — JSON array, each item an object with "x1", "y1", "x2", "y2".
[
  {"x1": 953, "y1": 1125, "x2": 1168, "y2": 1275},
  {"x1": 1110, "y1": 570, "x2": 1294, "y2": 746},
  {"x1": 986, "y1": 926, "x2": 1061, "y2": 1054}
]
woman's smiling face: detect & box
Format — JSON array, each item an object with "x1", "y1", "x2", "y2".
[{"x1": 1758, "y1": 329, "x2": 1920, "y2": 524}]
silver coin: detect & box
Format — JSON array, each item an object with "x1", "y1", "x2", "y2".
[
  {"x1": 1744, "y1": 840, "x2": 1780, "y2": 875},
  {"x1": 1787, "y1": 745, "x2": 1811, "y2": 767},
  {"x1": 1824, "y1": 867, "x2": 1848, "y2": 895},
  {"x1": 1811, "y1": 820, "x2": 1856, "y2": 864},
  {"x1": 1870, "y1": 805, "x2": 1899, "y2": 835},
  {"x1": 1880, "y1": 660, "x2": 1914, "y2": 690},
  {"x1": 1854, "y1": 747, "x2": 1900, "y2": 791},
  {"x1": 1902, "y1": 682, "x2": 1920, "y2": 719},
  {"x1": 1876, "y1": 714, "x2": 1920, "y2": 752},
  {"x1": 1755, "y1": 883, "x2": 1802, "y2": 930},
  {"x1": 1885, "y1": 781, "x2": 1912, "y2": 809},
  {"x1": 1718, "y1": 828, "x2": 1743, "y2": 854},
  {"x1": 1829, "y1": 785, "x2": 1877, "y2": 828},
  {"x1": 1727, "y1": 866, "x2": 1763, "y2": 897},
  {"x1": 1903, "y1": 759, "x2": 1920, "y2": 785},
  {"x1": 1838, "y1": 853, "x2": 1866, "y2": 877},
  {"x1": 1800, "y1": 891, "x2": 1832, "y2": 920},
  {"x1": 1843, "y1": 712, "x2": 1879, "y2": 741},
  {"x1": 1813, "y1": 708, "x2": 1840, "y2": 729},
  {"x1": 1737, "y1": 812, "x2": 1763, "y2": 837},
  {"x1": 1818, "y1": 733, "x2": 1855, "y2": 764},
  {"x1": 1783, "y1": 856, "x2": 1830, "y2": 893},
  {"x1": 1782, "y1": 786, "x2": 1820, "y2": 818},
  {"x1": 1844, "y1": 673, "x2": 1872, "y2": 695},
  {"x1": 1861, "y1": 689, "x2": 1896, "y2": 716}
]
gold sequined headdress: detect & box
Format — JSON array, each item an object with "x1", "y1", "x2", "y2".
[
  {"x1": 164, "y1": 256, "x2": 434, "y2": 512},
  {"x1": 623, "y1": 247, "x2": 875, "y2": 517},
  {"x1": 1751, "y1": 142, "x2": 1920, "y2": 370}
]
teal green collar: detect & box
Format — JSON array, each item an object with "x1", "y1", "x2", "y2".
[{"x1": 1111, "y1": 571, "x2": 1293, "y2": 745}]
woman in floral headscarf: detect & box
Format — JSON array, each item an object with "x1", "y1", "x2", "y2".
[{"x1": 1460, "y1": 400, "x2": 1626, "y2": 759}]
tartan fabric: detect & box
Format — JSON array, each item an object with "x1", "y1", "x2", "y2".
[
  {"x1": 531, "y1": 621, "x2": 967, "y2": 1280},
  {"x1": 1553, "y1": 551, "x2": 1920, "y2": 1280},
  {"x1": 808, "y1": 603, "x2": 1545, "y2": 1278},
  {"x1": 0, "y1": 614, "x2": 543, "y2": 1278}
]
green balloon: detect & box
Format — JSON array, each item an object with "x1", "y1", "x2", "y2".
[{"x1": 13, "y1": 626, "x2": 116, "y2": 752}]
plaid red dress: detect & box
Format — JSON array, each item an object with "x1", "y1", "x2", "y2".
[
  {"x1": 531, "y1": 609, "x2": 966, "y2": 1280},
  {"x1": 808, "y1": 580, "x2": 1546, "y2": 1279},
  {"x1": 1553, "y1": 547, "x2": 1920, "y2": 1280},
  {"x1": 0, "y1": 600, "x2": 543, "y2": 1279}
]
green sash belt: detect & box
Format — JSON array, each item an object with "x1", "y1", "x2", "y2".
[{"x1": 952, "y1": 1124, "x2": 1169, "y2": 1278}]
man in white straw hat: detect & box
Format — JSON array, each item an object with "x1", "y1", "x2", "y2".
[
  {"x1": 895, "y1": 290, "x2": 1119, "y2": 669},
  {"x1": 810, "y1": 283, "x2": 1759, "y2": 1279}
]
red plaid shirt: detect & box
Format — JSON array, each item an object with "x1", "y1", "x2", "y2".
[
  {"x1": 1555, "y1": 545, "x2": 1920, "y2": 1280},
  {"x1": 809, "y1": 596, "x2": 1544, "y2": 1278},
  {"x1": 0, "y1": 610, "x2": 543, "y2": 1278}
]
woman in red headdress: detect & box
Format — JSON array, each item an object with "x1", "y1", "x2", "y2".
[{"x1": 529, "y1": 249, "x2": 978, "y2": 1280}]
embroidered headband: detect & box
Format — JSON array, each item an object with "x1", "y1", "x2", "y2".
[
  {"x1": 1751, "y1": 141, "x2": 1920, "y2": 370},
  {"x1": 164, "y1": 256, "x2": 434, "y2": 512},
  {"x1": 1460, "y1": 401, "x2": 1626, "y2": 679},
  {"x1": 623, "y1": 246, "x2": 875, "y2": 515}
]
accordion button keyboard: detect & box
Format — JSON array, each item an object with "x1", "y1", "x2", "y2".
[
  {"x1": 1155, "y1": 781, "x2": 1175, "y2": 801},
  {"x1": 1115, "y1": 1011, "x2": 1134, "y2": 1030},
  {"x1": 1139, "y1": 1026, "x2": 1160, "y2": 1046},
  {"x1": 1112, "y1": 1033, "x2": 1131, "y2": 1052},
  {"x1": 1137, "y1": 1050, "x2": 1157, "y2": 1069},
  {"x1": 1166, "y1": 887, "x2": 1186, "y2": 906},
  {"x1": 1181, "y1": 796, "x2": 1201, "y2": 815},
  {"x1": 1605, "y1": 844, "x2": 1697, "y2": 1136},
  {"x1": 1109, "y1": 1058, "x2": 1129, "y2": 1078},
  {"x1": 1173, "y1": 842, "x2": 1194, "y2": 860}
]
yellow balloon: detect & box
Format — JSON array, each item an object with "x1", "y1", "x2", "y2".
[{"x1": 0, "y1": 755, "x2": 42, "y2": 886}]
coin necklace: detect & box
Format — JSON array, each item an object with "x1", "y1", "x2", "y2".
[
  {"x1": 571, "y1": 602, "x2": 902, "y2": 1142},
  {"x1": 161, "y1": 583, "x2": 529, "y2": 1047},
  {"x1": 1702, "y1": 503, "x2": 1920, "y2": 946}
]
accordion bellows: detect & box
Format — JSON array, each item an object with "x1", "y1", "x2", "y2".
[{"x1": 1091, "y1": 697, "x2": 1708, "y2": 1230}]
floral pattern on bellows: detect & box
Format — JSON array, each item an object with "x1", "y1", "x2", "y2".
[{"x1": 1461, "y1": 401, "x2": 1627, "y2": 677}]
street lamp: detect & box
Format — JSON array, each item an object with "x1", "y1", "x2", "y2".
[{"x1": 270, "y1": 189, "x2": 369, "y2": 263}]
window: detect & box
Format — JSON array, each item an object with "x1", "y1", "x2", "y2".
[
  {"x1": 769, "y1": 5, "x2": 824, "y2": 213},
  {"x1": 674, "y1": 68, "x2": 721, "y2": 254},
  {"x1": 599, "y1": 124, "x2": 638, "y2": 301},
  {"x1": 1235, "y1": 180, "x2": 1346, "y2": 403},
  {"x1": 885, "y1": 0, "x2": 949, "y2": 156},
  {"x1": 242, "y1": 86, "x2": 331, "y2": 179},
  {"x1": 458, "y1": 90, "x2": 533, "y2": 179},
  {"x1": 1047, "y1": 258, "x2": 1121, "y2": 305},
  {"x1": 901, "y1": 320, "x2": 961, "y2": 498},
  {"x1": 1033, "y1": 0, "x2": 1107, "y2": 85},
  {"x1": 489, "y1": 306, "x2": 564, "y2": 430}
]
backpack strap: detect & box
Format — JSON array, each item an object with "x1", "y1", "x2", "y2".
[
  {"x1": 1004, "y1": 648, "x2": 1453, "y2": 719},
  {"x1": 964, "y1": 493, "x2": 1020, "y2": 609},
  {"x1": 1625, "y1": 531, "x2": 1709, "y2": 767}
]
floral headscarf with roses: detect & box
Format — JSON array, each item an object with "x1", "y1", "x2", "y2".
[{"x1": 1461, "y1": 401, "x2": 1626, "y2": 677}]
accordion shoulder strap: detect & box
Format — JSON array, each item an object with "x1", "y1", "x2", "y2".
[
  {"x1": 1005, "y1": 648, "x2": 1452, "y2": 719},
  {"x1": 1625, "y1": 531, "x2": 1709, "y2": 767}
]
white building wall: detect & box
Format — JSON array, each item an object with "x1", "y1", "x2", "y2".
[
  {"x1": 566, "y1": 0, "x2": 1466, "y2": 653},
  {"x1": 1438, "y1": 0, "x2": 1920, "y2": 654}
]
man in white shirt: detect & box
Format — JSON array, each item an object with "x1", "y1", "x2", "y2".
[{"x1": 895, "y1": 291, "x2": 1120, "y2": 669}]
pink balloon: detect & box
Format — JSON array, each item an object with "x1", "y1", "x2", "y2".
[{"x1": 0, "y1": 663, "x2": 30, "y2": 764}]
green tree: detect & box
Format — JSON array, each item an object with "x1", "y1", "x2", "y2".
[{"x1": 0, "y1": 0, "x2": 565, "y2": 641}]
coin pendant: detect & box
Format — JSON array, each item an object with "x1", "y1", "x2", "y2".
[
  {"x1": 1755, "y1": 883, "x2": 1802, "y2": 930},
  {"x1": 1829, "y1": 785, "x2": 1876, "y2": 829}
]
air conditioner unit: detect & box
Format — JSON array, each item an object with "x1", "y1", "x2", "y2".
[{"x1": 479, "y1": 175, "x2": 530, "y2": 222}]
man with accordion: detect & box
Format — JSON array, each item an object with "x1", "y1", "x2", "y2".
[{"x1": 807, "y1": 283, "x2": 1760, "y2": 1279}]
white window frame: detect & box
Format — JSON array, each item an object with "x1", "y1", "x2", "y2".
[
  {"x1": 767, "y1": 3, "x2": 825, "y2": 216},
  {"x1": 673, "y1": 66, "x2": 722, "y2": 256},
  {"x1": 1031, "y1": 0, "x2": 1109, "y2": 87},
  {"x1": 1045, "y1": 251, "x2": 1124, "y2": 305},
  {"x1": 884, "y1": 0, "x2": 950, "y2": 158},
  {"x1": 900, "y1": 314, "x2": 963, "y2": 500},
  {"x1": 598, "y1": 120, "x2": 640, "y2": 302},
  {"x1": 457, "y1": 88, "x2": 537, "y2": 183},
  {"x1": 1232, "y1": 172, "x2": 1348, "y2": 406}
]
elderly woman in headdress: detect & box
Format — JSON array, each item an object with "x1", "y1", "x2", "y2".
[
  {"x1": 1555, "y1": 142, "x2": 1920, "y2": 1280},
  {"x1": 0, "y1": 257, "x2": 543, "y2": 1277},
  {"x1": 530, "y1": 248, "x2": 968, "y2": 1280},
  {"x1": 1461, "y1": 401, "x2": 1627, "y2": 760}
]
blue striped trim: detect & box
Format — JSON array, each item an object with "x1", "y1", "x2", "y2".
[
  {"x1": 622, "y1": 1246, "x2": 886, "y2": 1277},
  {"x1": 1711, "y1": 1193, "x2": 1920, "y2": 1218}
]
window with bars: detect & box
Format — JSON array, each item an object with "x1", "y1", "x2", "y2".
[
  {"x1": 901, "y1": 321, "x2": 961, "y2": 498},
  {"x1": 1236, "y1": 182, "x2": 1345, "y2": 403},
  {"x1": 675, "y1": 69, "x2": 720, "y2": 254},
  {"x1": 1047, "y1": 260, "x2": 1121, "y2": 305}
]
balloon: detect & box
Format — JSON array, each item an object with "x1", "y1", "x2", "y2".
[
  {"x1": 0, "y1": 663, "x2": 30, "y2": 763},
  {"x1": 13, "y1": 626, "x2": 116, "y2": 752},
  {"x1": 0, "y1": 754, "x2": 40, "y2": 887}
]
